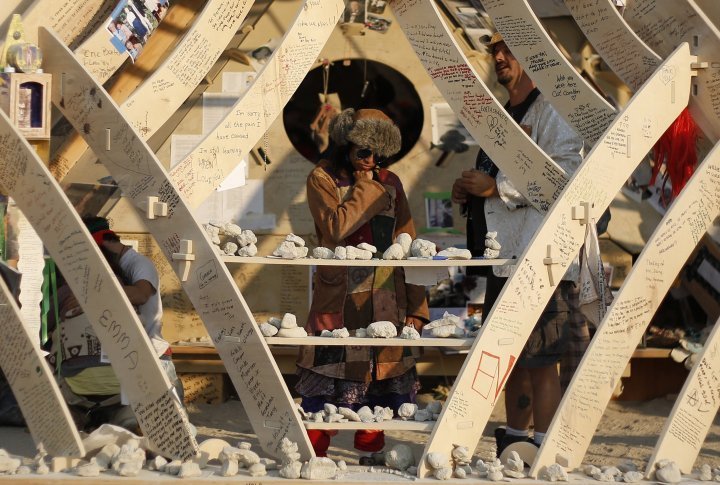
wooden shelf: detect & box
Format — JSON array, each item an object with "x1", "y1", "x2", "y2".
[
  {"x1": 260, "y1": 336, "x2": 474, "y2": 347},
  {"x1": 303, "y1": 419, "x2": 435, "y2": 431},
  {"x1": 221, "y1": 255, "x2": 513, "y2": 267}
]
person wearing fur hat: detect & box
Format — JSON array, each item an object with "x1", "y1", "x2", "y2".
[{"x1": 297, "y1": 108, "x2": 429, "y2": 458}]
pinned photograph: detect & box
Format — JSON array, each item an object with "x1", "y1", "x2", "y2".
[
  {"x1": 106, "y1": 0, "x2": 170, "y2": 61},
  {"x1": 367, "y1": 0, "x2": 387, "y2": 14},
  {"x1": 342, "y1": 0, "x2": 366, "y2": 24},
  {"x1": 366, "y1": 15, "x2": 392, "y2": 33}
]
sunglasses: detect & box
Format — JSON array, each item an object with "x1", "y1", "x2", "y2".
[{"x1": 354, "y1": 147, "x2": 386, "y2": 164}]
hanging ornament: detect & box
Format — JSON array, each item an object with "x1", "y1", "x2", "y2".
[{"x1": 650, "y1": 107, "x2": 699, "y2": 204}]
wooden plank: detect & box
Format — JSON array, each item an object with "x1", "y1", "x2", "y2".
[
  {"x1": 533, "y1": 140, "x2": 720, "y2": 474},
  {"x1": 648, "y1": 315, "x2": 720, "y2": 475},
  {"x1": 261, "y1": 337, "x2": 474, "y2": 347},
  {"x1": 40, "y1": 25, "x2": 319, "y2": 461},
  {"x1": 0, "y1": 274, "x2": 85, "y2": 457},
  {"x1": 391, "y1": 0, "x2": 568, "y2": 213},
  {"x1": 419, "y1": 45, "x2": 691, "y2": 478},
  {"x1": 695, "y1": 0, "x2": 720, "y2": 30},
  {"x1": 222, "y1": 255, "x2": 513, "y2": 267},
  {"x1": 169, "y1": 0, "x2": 345, "y2": 208},
  {"x1": 304, "y1": 420, "x2": 435, "y2": 432},
  {"x1": 564, "y1": 0, "x2": 661, "y2": 92},
  {"x1": 50, "y1": 0, "x2": 252, "y2": 181},
  {"x1": 624, "y1": 0, "x2": 720, "y2": 142},
  {"x1": 482, "y1": 0, "x2": 617, "y2": 144},
  {"x1": 0, "y1": 111, "x2": 197, "y2": 460}
]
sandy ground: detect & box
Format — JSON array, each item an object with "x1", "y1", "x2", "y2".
[{"x1": 1, "y1": 392, "x2": 719, "y2": 477}]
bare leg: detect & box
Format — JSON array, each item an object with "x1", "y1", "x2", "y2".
[
  {"x1": 504, "y1": 366, "x2": 533, "y2": 430},
  {"x1": 528, "y1": 364, "x2": 561, "y2": 433}
]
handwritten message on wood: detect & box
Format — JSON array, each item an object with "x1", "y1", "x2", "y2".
[
  {"x1": 624, "y1": 0, "x2": 720, "y2": 142},
  {"x1": 419, "y1": 45, "x2": 691, "y2": 478},
  {"x1": 170, "y1": 0, "x2": 344, "y2": 209},
  {"x1": 392, "y1": 0, "x2": 566, "y2": 213},
  {"x1": 0, "y1": 109, "x2": 197, "y2": 461},
  {"x1": 40, "y1": 26, "x2": 317, "y2": 460},
  {"x1": 564, "y1": 0, "x2": 660, "y2": 92},
  {"x1": 0, "y1": 276, "x2": 85, "y2": 457},
  {"x1": 482, "y1": 0, "x2": 616, "y2": 145},
  {"x1": 535, "y1": 141, "x2": 720, "y2": 474}
]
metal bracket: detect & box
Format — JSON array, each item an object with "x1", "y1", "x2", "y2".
[
  {"x1": 146, "y1": 196, "x2": 168, "y2": 220},
  {"x1": 172, "y1": 239, "x2": 195, "y2": 282},
  {"x1": 543, "y1": 244, "x2": 560, "y2": 287}
]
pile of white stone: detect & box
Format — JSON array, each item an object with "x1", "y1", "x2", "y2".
[
  {"x1": 218, "y1": 441, "x2": 274, "y2": 478},
  {"x1": 422, "y1": 312, "x2": 466, "y2": 338},
  {"x1": 298, "y1": 400, "x2": 443, "y2": 425},
  {"x1": 258, "y1": 313, "x2": 307, "y2": 338},
  {"x1": 0, "y1": 446, "x2": 47, "y2": 476},
  {"x1": 273, "y1": 234, "x2": 309, "y2": 259},
  {"x1": 484, "y1": 231, "x2": 501, "y2": 259},
  {"x1": 204, "y1": 222, "x2": 258, "y2": 257},
  {"x1": 277, "y1": 438, "x2": 342, "y2": 480},
  {"x1": 311, "y1": 232, "x2": 472, "y2": 261},
  {"x1": 358, "y1": 320, "x2": 420, "y2": 339}
]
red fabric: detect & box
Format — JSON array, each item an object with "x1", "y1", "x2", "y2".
[
  {"x1": 651, "y1": 107, "x2": 699, "y2": 202},
  {"x1": 91, "y1": 229, "x2": 116, "y2": 246},
  {"x1": 354, "y1": 429, "x2": 385, "y2": 452},
  {"x1": 307, "y1": 430, "x2": 331, "y2": 457}
]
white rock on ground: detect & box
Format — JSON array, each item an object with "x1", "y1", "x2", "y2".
[
  {"x1": 540, "y1": 463, "x2": 569, "y2": 482},
  {"x1": 279, "y1": 461, "x2": 302, "y2": 479},
  {"x1": 95, "y1": 443, "x2": 120, "y2": 470},
  {"x1": 427, "y1": 452, "x2": 449, "y2": 470},
  {"x1": 504, "y1": 450, "x2": 524, "y2": 473},
  {"x1": 655, "y1": 461, "x2": 682, "y2": 483},
  {"x1": 220, "y1": 459, "x2": 239, "y2": 477},
  {"x1": 76, "y1": 459, "x2": 101, "y2": 477},
  {"x1": 385, "y1": 444, "x2": 414, "y2": 471},
  {"x1": 367, "y1": 321, "x2": 397, "y2": 338},
  {"x1": 300, "y1": 457, "x2": 337, "y2": 480},
  {"x1": 433, "y1": 467, "x2": 453, "y2": 480},
  {"x1": 248, "y1": 463, "x2": 266, "y2": 477},
  {"x1": 624, "y1": 470, "x2": 644, "y2": 483}
]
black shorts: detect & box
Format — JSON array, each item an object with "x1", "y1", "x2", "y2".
[{"x1": 483, "y1": 275, "x2": 577, "y2": 368}]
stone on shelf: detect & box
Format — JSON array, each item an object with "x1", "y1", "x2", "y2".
[{"x1": 367, "y1": 321, "x2": 397, "y2": 338}]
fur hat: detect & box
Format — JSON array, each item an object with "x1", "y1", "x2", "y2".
[{"x1": 329, "y1": 108, "x2": 401, "y2": 158}]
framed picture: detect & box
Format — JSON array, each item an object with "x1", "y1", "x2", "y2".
[
  {"x1": 425, "y1": 192, "x2": 454, "y2": 229},
  {"x1": 342, "y1": 0, "x2": 366, "y2": 24}
]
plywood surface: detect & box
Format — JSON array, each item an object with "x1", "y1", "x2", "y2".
[
  {"x1": 222, "y1": 256, "x2": 513, "y2": 267},
  {"x1": 261, "y1": 337, "x2": 474, "y2": 347},
  {"x1": 0, "y1": 110, "x2": 197, "y2": 460},
  {"x1": 419, "y1": 45, "x2": 691, "y2": 478}
]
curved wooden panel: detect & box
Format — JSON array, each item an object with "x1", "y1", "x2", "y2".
[
  {"x1": 170, "y1": 0, "x2": 345, "y2": 208},
  {"x1": 695, "y1": 0, "x2": 720, "y2": 29},
  {"x1": 0, "y1": 109, "x2": 197, "y2": 461},
  {"x1": 50, "y1": 0, "x2": 253, "y2": 180},
  {"x1": 482, "y1": 0, "x2": 616, "y2": 144},
  {"x1": 564, "y1": 0, "x2": 660, "y2": 91},
  {"x1": 533, "y1": 140, "x2": 720, "y2": 473},
  {"x1": 40, "y1": 26, "x2": 316, "y2": 461},
  {"x1": 624, "y1": 0, "x2": 720, "y2": 142},
  {"x1": 392, "y1": 0, "x2": 567, "y2": 213},
  {"x1": 419, "y1": 44, "x2": 691, "y2": 478},
  {"x1": 0, "y1": 270, "x2": 85, "y2": 457}
]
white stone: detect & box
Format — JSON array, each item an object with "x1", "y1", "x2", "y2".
[
  {"x1": 452, "y1": 445, "x2": 472, "y2": 464},
  {"x1": 312, "y1": 412, "x2": 324, "y2": 422},
  {"x1": 332, "y1": 328, "x2": 350, "y2": 338},
  {"x1": 602, "y1": 465, "x2": 621, "y2": 477},
  {"x1": 280, "y1": 313, "x2": 297, "y2": 329},
  {"x1": 395, "y1": 233, "x2": 412, "y2": 256},
  {"x1": 357, "y1": 406, "x2": 374, "y2": 423},
  {"x1": 237, "y1": 230, "x2": 257, "y2": 247},
  {"x1": 95, "y1": 443, "x2": 120, "y2": 470},
  {"x1": 334, "y1": 246, "x2": 347, "y2": 259},
  {"x1": 425, "y1": 400, "x2": 443, "y2": 414},
  {"x1": 486, "y1": 231, "x2": 498, "y2": 239},
  {"x1": 221, "y1": 459, "x2": 238, "y2": 477},
  {"x1": 237, "y1": 441, "x2": 251, "y2": 450},
  {"x1": 118, "y1": 460, "x2": 143, "y2": 477},
  {"x1": 277, "y1": 327, "x2": 308, "y2": 338},
  {"x1": 434, "y1": 467, "x2": 453, "y2": 480},
  {"x1": 236, "y1": 243, "x2": 257, "y2": 257},
  {"x1": 313, "y1": 247, "x2": 335, "y2": 259},
  {"x1": 355, "y1": 328, "x2": 368, "y2": 337},
  {"x1": 400, "y1": 326, "x2": 420, "y2": 339},
  {"x1": 279, "y1": 461, "x2": 303, "y2": 479},
  {"x1": 76, "y1": 459, "x2": 101, "y2": 477},
  {"x1": 178, "y1": 461, "x2": 202, "y2": 478},
  {"x1": 398, "y1": 403, "x2": 417, "y2": 420},
  {"x1": 222, "y1": 241, "x2": 238, "y2": 255},
  {"x1": 320, "y1": 329, "x2": 332, "y2": 337},
  {"x1": 274, "y1": 241, "x2": 298, "y2": 258},
  {"x1": 656, "y1": 462, "x2": 682, "y2": 483},
  {"x1": 148, "y1": 456, "x2": 168, "y2": 472},
  {"x1": 487, "y1": 468, "x2": 504, "y2": 481},
  {"x1": 164, "y1": 460, "x2": 182, "y2": 475},
  {"x1": 483, "y1": 248, "x2": 501, "y2": 259},
  {"x1": 385, "y1": 444, "x2": 414, "y2": 471},
  {"x1": 220, "y1": 446, "x2": 260, "y2": 467},
  {"x1": 454, "y1": 465, "x2": 467, "y2": 478},
  {"x1": 410, "y1": 238, "x2": 437, "y2": 258},
  {"x1": 338, "y1": 407, "x2": 361, "y2": 422},
  {"x1": 248, "y1": 463, "x2": 267, "y2": 477},
  {"x1": 375, "y1": 405, "x2": 393, "y2": 420},
  {"x1": 505, "y1": 468, "x2": 526, "y2": 478},
  {"x1": 204, "y1": 224, "x2": 221, "y2": 245},
  {"x1": 624, "y1": 471, "x2": 644, "y2": 483},
  {"x1": 540, "y1": 463, "x2": 569, "y2": 482},
  {"x1": 437, "y1": 247, "x2": 472, "y2": 259},
  {"x1": 485, "y1": 237, "x2": 501, "y2": 250},
  {"x1": 222, "y1": 223, "x2": 243, "y2": 238},
  {"x1": 0, "y1": 453, "x2": 21, "y2": 474},
  {"x1": 268, "y1": 317, "x2": 282, "y2": 329},
  {"x1": 414, "y1": 409, "x2": 432, "y2": 421},
  {"x1": 407, "y1": 466, "x2": 418, "y2": 476},
  {"x1": 476, "y1": 459, "x2": 489, "y2": 477},
  {"x1": 259, "y1": 323, "x2": 278, "y2": 337},
  {"x1": 259, "y1": 458, "x2": 277, "y2": 470},
  {"x1": 592, "y1": 470, "x2": 615, "y2": 482},
  {"x1": 357, "y1": 243, "x2": 377, "y2": 253},
  {"x1": 324, "y1": 403, "x2": 338, "y2": 415},
  {"x1": 367, "y1": 321, "x2": 397, "y2": 338},
  {"x1": 296, "y1": 246, "x2": 309, "y2": 258},
  {"x1": 700, "y1": 464, "x2": 713, "y2": 481},
  {"x1": 382, "y1": 243, "x2": 404, "y2": 260},
  {"x1": 326, "y1": 413, "x2": 344, "y2": 423},
  {"x1": 286, "y1": 233, "x2": 305, "y2": 247},
  {"x1": 427, "y1": 452, "x2": 449, "y2": 470},
  {"x1": 582, "y1": 464, "x2": 601, "y2": 476},
  {"x1": 15, "y1": 466, "x2": 30, "y2": 475},
  {"x1": 505, "y1": 450, "x2": 524, "y2": 473},
  {"x1": 337, "y1": 460, "x2": 347, "y2": 471},
  {"x1": 617, "y1": 460, "x2": 638, "y2": 473},
  {"x1": 346, "y1": 246, "x2": 373, "y2": 260},
  {"x1": 301, "y1": 457, "x2": 337, "y2": 480},
  {"x1": 425, "y1": 313, "x2": 464, "y2": 338}
]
